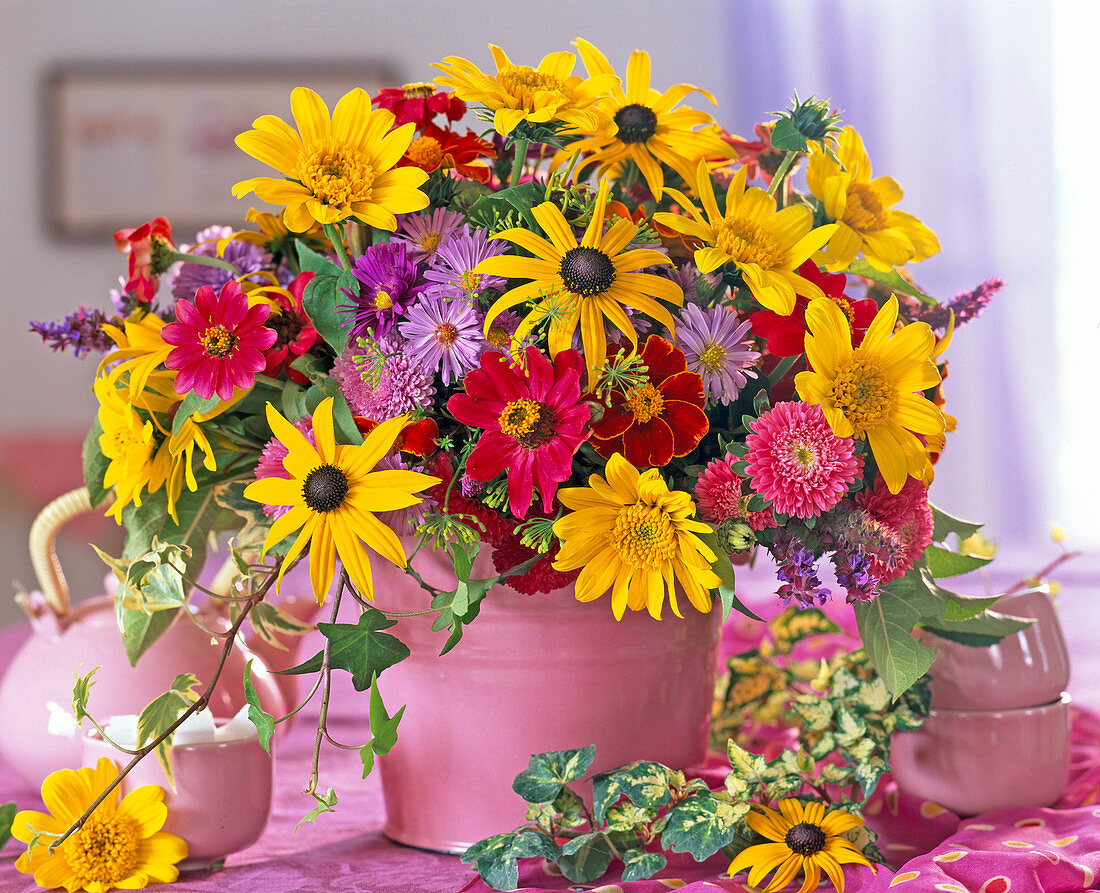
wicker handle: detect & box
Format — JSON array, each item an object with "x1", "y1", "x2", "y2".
[{"x1": 28, "y1": 486, "x2": 93, "y2": 619}]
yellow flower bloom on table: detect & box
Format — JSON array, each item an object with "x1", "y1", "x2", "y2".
[
  {"x1": 805, "y1": 126, "x2": 940, "y2": 272},
  {"x1": 728, "y1": 799, "x2": 872, "y2": 893},
  {"x1": 550, "y1": 38, "x2": 734, "y2": 200},
  {"x1": 12, "y1": 757, "x2": 187, "y2": 892},
  {"x1": 795, "y1": 295, "x2": 945, "y2": 494},
  {"x1": 654, "y1": 161, "x2": 837, "y2": 315},
  {"x1": 243, "y1": 397, "x2": 441, "y2": 602},
  {"x1": 552, "y1": 452, "x2": 720, "y2": 621},
  {"x1": 477, "y1": 178, "x2": 683, "y2": 386},
  {"x1": 233, "y1": 87, "x2": 429, "y2": 233},
  {"x1": 432, "y1": 43, "x2": 618, "y2": 136}
]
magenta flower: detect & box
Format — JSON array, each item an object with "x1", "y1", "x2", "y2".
[
  {"x1": 745, "y1": 401, "x2": 860, "y2": 519},
  {"x1": 162, "y1": 280, "x2": 276, "y2": 401},
  {"x1": 855, "y1": 475, "x2": 934, "y2": 583}
]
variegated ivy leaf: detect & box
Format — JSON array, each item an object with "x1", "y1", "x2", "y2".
[
  {"x1": 247, "y1": 600, "x2": 315, "y2": 653},
  {"x1": 854, "y1": 755, "x2": 889, "y2": 796},
  {"x1": 819, "y1": 763, "x2": 855, "y2": 786},
  {"x1": 726, "y1": 741, "x2": 768, "y2": 788},
  {"x1": 660, "y1": 791, "x2": 745, "y2": 861},
  {"x1": 845, "y1": 738, "x2": 876, "y2": 764},
  {"x1": 591, "y1": 761, "x2": 671, "y2": 823},
  {"x1": 72, "y1": 667, "x2": 99, "y2": 724},
  {"x1": 551, "y1": 787, "x2": 587, "y2": 830},
  {"x1": 892, "y1": 699, "x2": 928, "y2": 732},
  {"x1": 557, "y1": 832, "x2": 614, "y2": 884},
  {"x1": 829, "y1": 667, "x2": 862, "y2": 699},
  {"x1": 792, "y1": 694, "x2": 835, "y2": 731},
  {"x1": 621, "y1": 848, "x2": 667, "y2": 882},
  {"x1": 767, "y1": 773, "x2": 804, "y2": 799},
  {"x1": 809, "y1": 731, "x2": 837, "y2": 760},
  {"x1": 834, "y1": 705, "x2": 867, "y2": 746},
  {"x1": 93, "y1": 538, "x2": 189, "y2": 614},
  {"x1": 136, "y1": 673, "x2": 201, "y2": 790},
  {"x1": 524, "y1": 800, "x2": 559, "y2": 833},
  {"x1": 512, "y1": 745, "x2": 596, "y2": 804},
  {"x1": 769, "y1": 606, "x2": 840, "y2": 654},
  {"x1": 605, "y1": 801, "x2": 655, "y2": 832},
  {"x1": 856, "y1": 676, "x2": 891, "y2": 712}
]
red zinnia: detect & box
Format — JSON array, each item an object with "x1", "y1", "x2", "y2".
[
  {"x1": 163, "y1": 280, "x2": 277, "y2": 401},
  {"x1": 749, "y1": 261, "x2": 878, "y2": 357},
  {"x1": 398, "y1": 123, "x2": 496, "y2": 183},
  {"x1": 448, "y1": 346, "x2": 590, "y2": 519},
  {"x1": 113, "y1": 216, "x2": 174, "y2": 303},
  {"x1": 590, "y1": 335, "x2": 709, "y2": 468},
  {"x1": 373, "y1": 84, "x2": 466, "y2": 129},
  {"x1": 257, "y1": 272, "x2": 320, "y2": 384}
]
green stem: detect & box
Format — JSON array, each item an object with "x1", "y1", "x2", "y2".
[
  {"x1": 510, "y1": 139, "x2": 529, "y2": 189},
  {"x1": 766, "y1": 151, "x2": 799, "y2": 199},
  {"x1": 323, "y1": 223, "x2": 351, "y2": 271},
  {"x1": 167, "y1": 251, "x2": 238, "y2": 274}
]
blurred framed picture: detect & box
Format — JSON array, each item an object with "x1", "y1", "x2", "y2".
[{"x1": 43, "y1": 61, "x2": 398, "y2": 240}]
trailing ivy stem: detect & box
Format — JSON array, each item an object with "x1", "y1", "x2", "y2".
[
  {"x1": 510, "y1": 139, "x2": 528, "y2": 188},
  {"x1": 766, "y1": 151, "x2": 799, "y2": 199},
  {"x1": 166, "y1": 251, "x2": 238, "y2": 274},
  {"x1": 307, "y1": 573, "x2": 345, "y2": 796},
  {"x1": 323, "y1": 222, "x2": 352, "y2": 270}
]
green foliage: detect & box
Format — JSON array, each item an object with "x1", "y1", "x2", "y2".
[
  {"x1": 846, "y1": 259, "x2": 938, "y2": 305},
  {"x1": 512, "y1": 746, "x2": 595, "y2": 803},
  {"x1": 297, "y1": 242, "x2": 351, "y2": 355},
  {"x1": 82, "y1": 420, "x2": 110, "y2": 508},
  {"x1": 246, "y1": 600, "x2": 315, "y2": 654},
  {"x1": 698, "y1": 530, "x2": 762, "y2": 624},
  {"x1": 0, "y1": 801, "x2": 15, "y2": 848},
  {"x1": 366, "y1": 673, "x2": 405, "y2": 755},
  {"x1": 71, "y1": 667, "x2": 99, "y2": 725},
  {"x1": 464, "y1": 180, "x2": 545, "y2": 233},
  {"x1": 244, "y1": 659, "x2": 275, "y2": 753},
  {"x1": 315, "y1": 607, "x2": 411, "y2": 691},
  {"x1": 931, "y1": 504, "x2": 984, "y2": 542},
  {"x1": 136, "y1": 673, "x2": 201, "y2": 789},
  {"x1": 295, "y1": 787, "x2": 338, "y2": 833},
  {"x1": 923, "y1": 544, "x2": 993, "y2": 578}
]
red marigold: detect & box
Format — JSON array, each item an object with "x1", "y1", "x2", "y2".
[
  {"x1": 113, "y1": 216, "x2": 174, "y2": 303},
  {"x1": 398, "y1": 123, "x2": 496, "y2": 183},
  {"x1": 257, "y1": 272, "x2": 320, "y2": 384},
  {"x1": 448, "y1": 346, "x2": 590, "y2": 518},
  {"x1": 749, "y1": 260, "x2": 878, "y2": 357},
  {"x1": 373, "y1": 84, "x2": 466, "y2": 129},
  {"x1": 855, "y1": 475, "x2": 934, "y2": 583},
  {"x1": 162, "y1": 280, "x2": 276, "y2": 401},
  {"x1": 590, "y1": 335, "x2": 709, "y2": 468}
]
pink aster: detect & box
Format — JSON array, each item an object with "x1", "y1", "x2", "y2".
[
  {"x1": 447, "y1": 346, "x2": 590, "y2": 519},
  {"x1": 745, "y1": 401, "x2": 860, "y2": 519},
  {"x1": 162, "y1": 280, "x2": 276, "y2": 401},
  {"x1": 695, "y1": 455, "x2": 747, "y2": 523},
  {"x1": 855, "y1": 475, "x2": 934, "y2": 583}
]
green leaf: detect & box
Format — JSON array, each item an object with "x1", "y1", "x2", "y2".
[
  {"x1": 726, "y1": 740, "x2": 769, "y2": 788},
  {"x1": 791, "y1": 696, "x2": 834, "y2": 731},
  {"x1": 82, "y1": 419, "x2": 110, "y2": 508},
  {"x1": 512, "y1": 745, "x2": 597, "y2": 803},
  {"x1": 853, "y1": 571, "x2": 940, "y2": 697},
  {"x1": 819, "y1": 763, "x2": 854, "y2": 786},
  {"x1": 116, "y1": 604, "x2": 180, "y2": 668},
  {"x1": 294, "y1": 786, "x2": 338, "y2": 833},
  {"x1": 557, "y1": 832, "x2": 614, "y2": 884},
  {"x1": 247, "y1": 600, "x2": 315, "y2": 653},
  {"x1": 171, "y1": 390, "x2": 222, "y2": 436},
  {"x1": 699, "y1": 531, "x2": 762, "y2": 624},
  {"x1": 359, "y1": 744, "x2": 375, "y2": 779},
  {"x1": 462, "y1": 830, "x2": 559, "y2": 891},
  {"x1": 136, "y1": 674, "x2": 201, "y2": 789},
  {"x1": 299, "y1": 242, "x2": 351, "y2": 355},
  {"x1": 368, "y1": 674, "x2": 405, "y2": 755},
  {"x1": 922, "y1": 610, "x2": 1031, "y2": 647},
  {"x1": 307, "y1": 379, "x2": 362, "y2": 444},
  {"x1": 621, "y1": 848, "x2": 666, "y2": 882},
  {"x1": 316, "y1": 607, "x2": 410, "y2": 692},
  {"x1": 296, "y1": 241, "x2": 343, "y2": 278},
  {"x1": 846, "y1": 259, "x2": 938, "y2": 305},
  {"x1": 923, "y1": 545, "x2": 993, "y2": 578},
  {"x1": 942, "y1": 592, "x2": 1002, "y2": 622},
  {"x1": 769, "y1": 117, "x2": 808, "y2": 152},
  {"x1": 660, "y1": 791, "x2": 744, "y2": 860},
  {"x1": 72, "y1": 666, "x2": 99, "y2": 724},
  {"x1": 592, "y1": 761, "x2": 675, "y2": 822},
  {"x1": 853, "y1": 755, "x2": 889, "y2": 796},
  {"x1": 273, "y1": 649, "x2": 323, "y2": 676},
  {"x1": 0, "y1": 801, "x2": 15, "y2": 848},
  {"x1": 243, "y1": 659, "x2": 275, "y2": 753},
  {"x1": 931, "y1": 504, "x2": 984, "y2": 542}
]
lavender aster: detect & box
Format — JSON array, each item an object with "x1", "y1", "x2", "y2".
[
  {"x1": 169, "y1": 225, "x2": 272, "y2": 302},
  {"x1": 330, "y1": 334, "x2": 436, "y2": 420},
  {"x1": 423, "y1": 225, "x2": 507, "y2": 299},
  {"x1": 676, "y1": 303, "x2": 760, "y2": 404},
  {"x1": 341, "y1": 241, "x2": 428, "y2": 341},
  {"x1": 30, "y1": 305, "x2": 115, "y2": 358},
  {"x1": 394, "y1": 208, "x2": 464, "y2": 260},
  {"x1": 398, "y1": 292, "x2": 485, "y2": 385}
]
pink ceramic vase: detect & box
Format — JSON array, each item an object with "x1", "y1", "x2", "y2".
[{"x1": 369, "y1": 542, "x2": 722, "y2": 853}]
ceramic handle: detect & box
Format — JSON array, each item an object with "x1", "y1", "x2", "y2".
[{"x1": 28, "y1": 486, "x2": 92, "y2": 619}]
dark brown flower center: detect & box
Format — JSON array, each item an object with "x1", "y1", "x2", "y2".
[
  {"x1": 201, "y1": 324, "x2": 237, "y2": 359},
  {"x1": 303, "y1": 464, "x2": 349, "y2": 513},
  {"x1": 498, "y1": 399, "x2": 557, "y2": 449},
  {"x1": 559, "y1": 246, "x2": 616, "y2": 296},
  {"x1": 785, "y1": 821, "x2": 827, "y2": 856},
  {"x1": 614, "y1": 104, "x2": 658, "y2": 143}
]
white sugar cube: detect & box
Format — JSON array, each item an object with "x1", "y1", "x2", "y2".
[
  {"x1": 172, "y1": 709, "x2": 217, "y2": 745},
  {"x1": 45, "y1": 701, "x2": 77, "y2": 738},
  {"x1": 214, "y1": 705, "x2": 259, "y2": 742}
]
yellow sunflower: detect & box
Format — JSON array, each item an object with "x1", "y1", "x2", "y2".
[
  {"x1": 795, "y1": 295, "x2": 945, "y2": 494},
  {"x1": 728, "y1": 799, "x2": 872, "y2": 893},
  {"x1": 805, "y1": 126, "x2": 940, "y2": 272},
  {"x1": 477, "y1": 178, "x2": 683, "y2": 386},
  {"x1": 432, "y1": 43, "x2": 618, "y2": 136},
  {"x1": 232, "y1": 87, "x2": 429, "y2": 233},
  {"x1": 552, "y1": 452, "x2": 720, "y2": 621},
  {"x1": 243, "y1": 397, "x2": 441, "y2": 602},
  {"x1": 12, "y1": 757, "x2": 188, "y2": 892},
  {"x1": 653, "y1": 161, "x2": 838, "y2": 315},
  {"x1": 551, "y1": 38, "x2": 734, "y2": 200}
]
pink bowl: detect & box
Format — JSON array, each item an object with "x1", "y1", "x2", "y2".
[{"x1": 890, "y1": 693, "x2": 1070, "y2": 816}]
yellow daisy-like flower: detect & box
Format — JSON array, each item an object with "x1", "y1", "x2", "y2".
[
  {"x1": 12, "y1": 757, "x2": 188, "y2": 892},
  {"x1": 432, "y1": 43, "x2": 618, "y2": 136},
  {"x1": 653, "y1": 161, "x2": 838, "y2": 315},
  {"x1": 98, "y1": 311, "x2": 172, "y2": 400},
  {"x1": 550, "y1": 38, "x2": 734, "y2": 200},
  {"x1": 805, "y1": 126, "x2": 940, "y2": 272},
  {"x1": 232, "y1": 87, "x2": 430, "y2": 233},
  {"x1": 795, "y1": 295, "x2": 945, "y2": 494},
  {"x1": 552, "y1": 452, "x2": 720, "y2": 621},
  {"x1": 243, "y1": 397, "x2": 441, "y2": 602},
  {"x1": 477, "y1": 178, "x2": 683, "y2": 386},
  {"x1": 728, "y1": 799, "x2": 872, "y2": 893}
]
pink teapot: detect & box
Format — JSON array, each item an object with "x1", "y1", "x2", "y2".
[{"x1": 0, "y1": 488, "x2": 287, "y2": 786}]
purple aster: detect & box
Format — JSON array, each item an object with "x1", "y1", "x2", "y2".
[
  {"x1": 423, "y1": 225, "x2": 508, "y2": 299},
  {"x1": 398, "y1": 292, "x2": 485, "y2": 385},
  {"x1": 330, "y1": 333, "x2": 437, "y2": 421},
  {"x1": 675, "y1": 303, "x2": 760, "y2": 405},
  {"x1": 393, "y1": 208, "x2": 465, "y2": 260},
  {"x1": 340, "y1": 241, "x2": 428, "y2": 341},
  {"x1": 30, "y1": 305, "x2": 116, "y2": 358},
  {"x1": 771, "y1": 529, "x2": 830, "y2": 608},
  {"x1": 168, "y1": 225, "x2": 273, "y2": 302},
  {"x1": 482, "y1": 308, "x2": 526, "y2": 356}
]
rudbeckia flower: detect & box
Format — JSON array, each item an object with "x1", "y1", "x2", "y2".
[
  {"x1": 552, "y1": 452, "x2": 720, "y2": 620},
  {"x1": 432, "y1": 43, "x2": 618, "y2": 136},
  {"x1": 795, "y1": 295, "x2": 945, "y2": 494},
  {"x1": 12, "y1": 757, "x2": 188, "y2": 891},
  {"x1": 243, "y1": 397, "x2": 441, "y2": 602},
  {"x1": 233, "y1": 87, "x2": 430, "y2": 232},
  {"x1": 477, "y1": 179, "x2": 683, "y2": 386},
  {"x1": 806, "y1": 126, "x2": 940, "y2": 272},
  {"x1": 550, "y1": 39, "x2": 734, "y2": 200},
  {"x1": 727, "y1": 799, "x2": 872, "y2": 893},
  {"x1": 653, "y1": 161, "x2": 838, "y2": 315}
]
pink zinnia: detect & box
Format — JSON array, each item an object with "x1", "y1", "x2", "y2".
[
  {"x1": 163, "y1": 280, "x2": 276, "y2": 401},
  {"x1": 745, "y1": 401, "x2": 860, "y2": 519},
  {"x1": 855, "y1": 476, "x2": 934, "y2": 583},
  {"x1": 447, "y1": 346, "x2": 590, "y2": 519}
]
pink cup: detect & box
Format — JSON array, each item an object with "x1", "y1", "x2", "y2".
[
  {"x1": 82, "y1": 724, "x2": 273, "y2": 870},
  {"x1": 890, "y1": 693, "x2": 1070, "y2": 816}
]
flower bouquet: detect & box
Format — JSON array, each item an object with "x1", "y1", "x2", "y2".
[{"x1": 19, "y1": 36, "x2": 1022, "y2": 891}]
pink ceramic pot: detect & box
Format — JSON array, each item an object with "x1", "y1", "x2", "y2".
[
  {"x1": 370, "y1": 542, "x2": 721, "y2": 853},
  {"x1": 890, "y1": 693, "x2": 1070, "y2": 816},
  {"x1": 82, "y1": 726, "x2": 273, "y2": 870}
]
